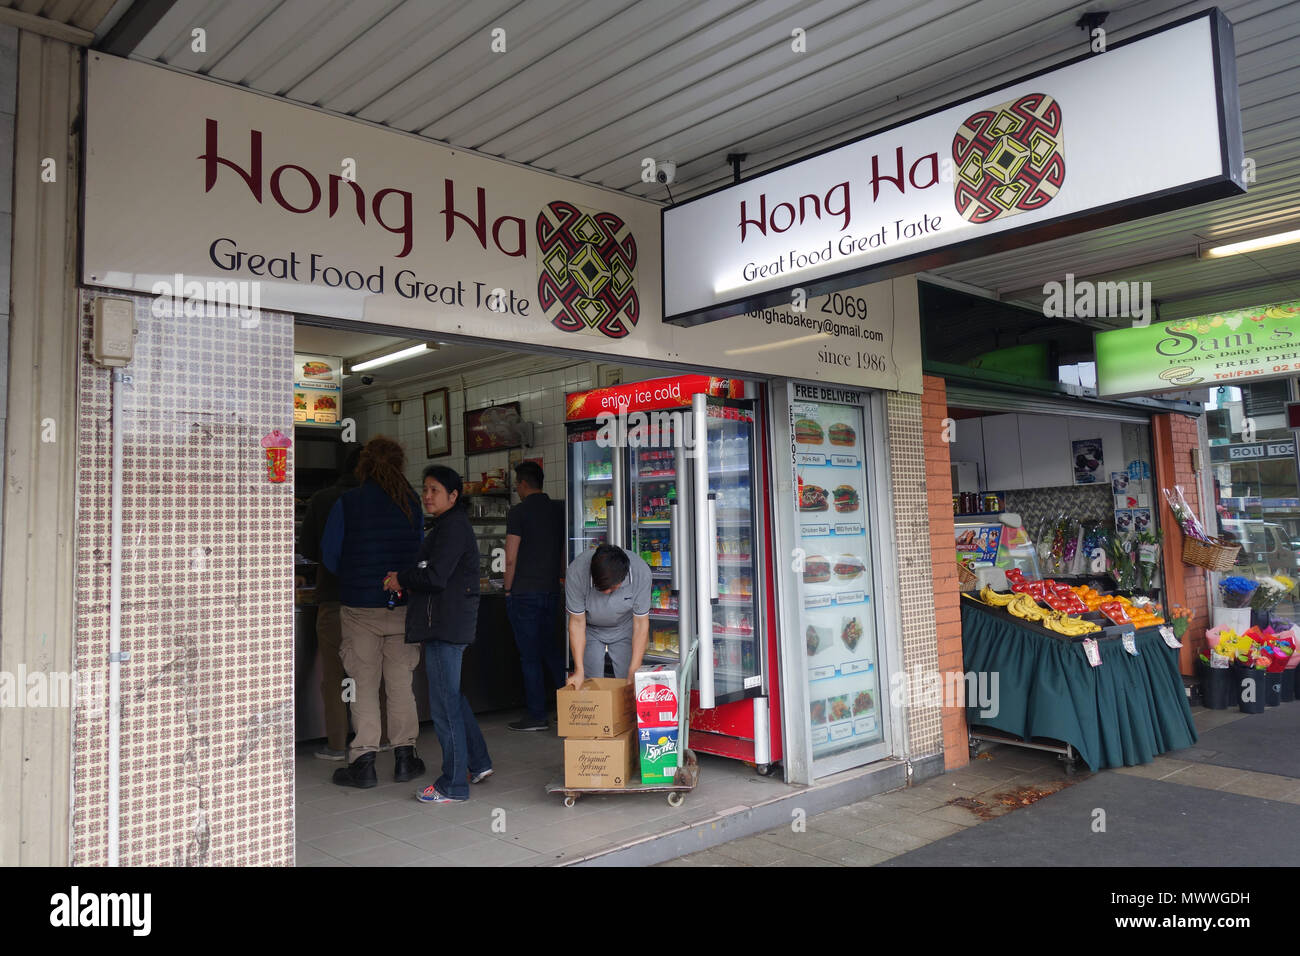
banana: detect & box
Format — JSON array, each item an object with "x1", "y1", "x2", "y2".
[{"x1": 980, "y1": 586, "x2": 1015, "y2": 606}]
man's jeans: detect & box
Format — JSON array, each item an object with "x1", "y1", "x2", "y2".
[
  {"x1": 507, "y1": 592, "x2": 566, "y2": 721},
  {"x1": 423, "y1": 641, "x2": 491, "y2": 800}
]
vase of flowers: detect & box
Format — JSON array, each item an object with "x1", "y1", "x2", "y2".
[{"x1": 1214, "y1": 576, "x2": 1258, "y2": 635}]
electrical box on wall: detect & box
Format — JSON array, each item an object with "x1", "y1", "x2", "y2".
[{"x1": 92, "y1": 296, "x2": 136, "y2": 367}]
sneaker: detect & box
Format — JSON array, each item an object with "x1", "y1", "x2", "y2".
[
  {"x1": 469, "y1": 768, "x2": 494, "y2": 785},
  {"x1": 314, "y1": 746, "x2": 347, "y2": 761},
  {"x1": 416, "y1": 785, "x2": 466, "y2": 804},
  {"x1": 508, "y1": 717, "x2": 549, "y2": 732}
]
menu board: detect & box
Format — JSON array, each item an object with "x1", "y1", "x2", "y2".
[
  {"x1": 791, "y1": 398, "x2": 882, "y2": 757},
  {"x1": 293, "y1": 353, "x2": 343, "y2": 427}
]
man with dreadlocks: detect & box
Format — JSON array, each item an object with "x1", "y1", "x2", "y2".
[{"x1": 321, "y1": 436, "x2": 426, "y2": 788}]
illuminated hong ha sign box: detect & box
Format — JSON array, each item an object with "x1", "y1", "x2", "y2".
[
  {"x1": 662, "y1": 10, "x2": 1245, "y2": 326},
  {"x1": 1095, "y1": 300, "x2": 1300, "y2": 398}
]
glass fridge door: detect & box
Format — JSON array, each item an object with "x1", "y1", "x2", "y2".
[
  {"x1": 629, "y1": 421, "x2": 684, "y2": 665},
  {"x1": 791, "y1": 397, "x2": 885, "y2": 760},
  {"x1": 567, "y1": 425, "x2": 613, "y2": 563},
  {"x1": 692, "y1": 394, "x2": 762, "y2": 707}
]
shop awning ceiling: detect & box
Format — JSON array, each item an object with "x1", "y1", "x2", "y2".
[{"x1": 11, "y1": 0, "x2": 1299, "y2": 326}]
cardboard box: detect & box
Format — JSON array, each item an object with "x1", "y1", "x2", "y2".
[
  {"x1": 638, "y1": 726, "x2": 679, "y2": 786},
  {"x1": 564, "y1": 729, "x2": 636, "y2": 789},
  {"x1": 634, "y1": 665, "x2": 680, "y2": 729},
  {"x1": 556, "y1": 678, "x2": 635, "y2": 738}
]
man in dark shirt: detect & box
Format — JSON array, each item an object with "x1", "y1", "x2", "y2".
[
  {"x1": 297, "y1": 446, "x2": 361, "y2": 760},
  {"x1": 504, "y1": 461, "x2": 566, "y2": 731}
]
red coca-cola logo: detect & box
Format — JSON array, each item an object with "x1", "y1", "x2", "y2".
[{"x1": 637, "y1": 686, "x2": 676, "y2": 703}]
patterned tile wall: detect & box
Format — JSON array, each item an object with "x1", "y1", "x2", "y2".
[
  {"x1": 1002, "y1": 483, "x2": 1116, "y2": 542},
  {"x1": 885, "y1": 391, "x2": 943, "y2": 758},
  {"x1": 72, "y1": 291, "x2": 295, "y2": 866}
]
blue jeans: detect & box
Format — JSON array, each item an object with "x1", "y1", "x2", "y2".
[
  {"x1": 423, "y1": 641, "x2": 491, "y2": 800},
  {"x1": 507, "y1": 592, "x2": 566, "y2": 721}
]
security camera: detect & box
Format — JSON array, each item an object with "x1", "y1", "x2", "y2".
[
  {"x1": 655, "y1": 161, "x2": 676, "y2": 185},
  {"x1": 360, "y1": 374, "x2": 375, "y2": 386}
]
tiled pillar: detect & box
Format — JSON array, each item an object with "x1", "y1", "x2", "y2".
[{"x1": 72, "y1": 292, "x2": 296, "y2": 865}]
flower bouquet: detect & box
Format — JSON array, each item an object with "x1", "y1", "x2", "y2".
[
  {"x1": 1168, "y1": 604, "x2": 1193, "y2": 641},
  {"x1": 1162, "y1": 485, "x2": 1208, "y2": 542},
  {"x1": 1218, "y1": 576, "x2": 1258, "y2": 608}
]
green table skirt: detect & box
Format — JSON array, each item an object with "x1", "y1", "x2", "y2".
[{"x1": 961, "y1": 601, "x2": 1198, "y2": 771}]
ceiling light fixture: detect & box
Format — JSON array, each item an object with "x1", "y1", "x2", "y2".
[
  {"x1": 347, "y1": 341, "x2": 438, "y2": 372},
  {"x1": 1199, "y1": 227, "x2": 1300, "y2": 259}
]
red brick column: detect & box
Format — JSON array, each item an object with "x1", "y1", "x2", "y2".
[
  {"x1": 922, "y1": 375, "x2": 968, "y2": 769},
  {"x1": 1154, "y1": 412, "x2": 1210, "y2": 674}
]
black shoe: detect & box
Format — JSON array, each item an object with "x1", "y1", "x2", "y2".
[
  {"x1": 332, "y1": 752, "x2": 377, "y2": 789},
  {"x1": 393, "y1": 746, "x2": 426, "y2": 783},
  {"x1": 508, "y1": 717, "x2": 549, "y2": 732}
]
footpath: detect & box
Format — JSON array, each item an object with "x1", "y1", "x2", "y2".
[{"x1": 658, "y1": 702, "x2": 1300, "y2": 867}]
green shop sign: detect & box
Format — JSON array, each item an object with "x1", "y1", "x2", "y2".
[{"x1": 1095, "y1": 300, "x2": 1300, "y2": 398}]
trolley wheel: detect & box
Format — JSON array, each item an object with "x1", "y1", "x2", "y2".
[
  {"x1": 563, "y1": 796, "x2": 577, "y2": 808},
  {"x1": 666, "y1": 791, "x2": 685, "y2": 808},
  {"x1": 754, "y1": 763, "x2": 775, "y2": 777}
]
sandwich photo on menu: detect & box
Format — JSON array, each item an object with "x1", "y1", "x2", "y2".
[
  {"x1": 799, "y1": 484, "x2": 829, "y2": 511},
  {"x1": 833, "y1": 484, "x2": 859, "y2": 512},
  {"x1": 833, "y1": 554, "x2": 864, "y2": 581},
  {"x1": 802, "y1": 555, "x2": 830, "y2": 583},
  {"x1": 829, "y1": 423, "x2": 856, "y2": 446},
  {"x1": 301, "y1": 360, "x2": 332, "y2": 379},
  {"x1": 795, "y1": 418, "x2": 824, "y2": 445}
]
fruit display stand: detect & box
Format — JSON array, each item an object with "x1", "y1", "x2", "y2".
[{"x1": 959, "y1": 597, "x2": 1198, "y2": 772}]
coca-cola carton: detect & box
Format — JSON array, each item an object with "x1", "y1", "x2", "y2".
[{"x1": 634, "y1": 665, "x2": 680, "y2": 729}]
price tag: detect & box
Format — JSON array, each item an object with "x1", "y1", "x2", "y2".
[
  {"x1": 1159, "y1": 625, "x2": 1182, "y2": 648},
  {"x1": 1210, "y1": 650, "x2": 1228, "y2": 668},
  {"x1": 804, "y1": 594, "x2": 832, "y2": 609},
  {"x1": 830, "y1": 455, "x2": 859, "y2": 467},
  {"x1": 841, "y1": 659, "x2": 873, "y2": 675},
  {"x1": 836, "y1": 589, "x2": 866, "y2": 605},
  {"x1": 809, "y1": 665, "x2": 836, "y2": 681},
  {"x1": 834, "y1": 523, "x2": 864, "y2": 536},
  {"x1": 1122, "y1": 631, "x2": 1140, "y2": 656},
  {"x1": 802, "y1": 523, "x2": 830, "y2": 537},
  {"x1": 796, "y1": 453, "x2": 826, "y2": 466},
  {"x1": 1082, "y1": 638, "x2": 1102, "y2": 667}
]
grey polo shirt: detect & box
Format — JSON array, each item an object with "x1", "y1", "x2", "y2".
[{"x1": 565, "y1": 547, "x2": 652, "y2": 648}]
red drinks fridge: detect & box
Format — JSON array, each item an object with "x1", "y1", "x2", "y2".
[{"x1": 565, "y1": 375, "x2": 783, "y2": 774}]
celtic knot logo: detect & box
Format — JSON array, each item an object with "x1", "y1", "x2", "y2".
[
  {"x1": 952, "y1": 92, "x2": 1065, "y2": 224},
  {"x1": 536, "y1": 201, "x2": 639, "y2": 339}
]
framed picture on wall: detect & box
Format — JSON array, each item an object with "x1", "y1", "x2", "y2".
[{"x1": 424, "y1": 388, "x2": 450, "y2": 459}]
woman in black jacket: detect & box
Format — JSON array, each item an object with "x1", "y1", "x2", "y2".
[{"x1": 383, "y1": 465, "x2": 493, "y2": 803}]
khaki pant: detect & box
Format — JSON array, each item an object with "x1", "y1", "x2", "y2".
[{"x1": 339, "y1": 605, "x2": 420, "y2": 761}]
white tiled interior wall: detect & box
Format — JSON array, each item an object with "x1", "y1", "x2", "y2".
[{"x1": 351, "y1": 358, "x2": 598, "y2": 500}]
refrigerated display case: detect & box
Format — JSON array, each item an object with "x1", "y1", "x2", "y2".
[{"x1": 565, "y1": 375, "x2": 781, "y2": 773}]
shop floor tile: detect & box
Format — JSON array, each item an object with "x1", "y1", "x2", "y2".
[{"x1": 1176, "y1": 702, "x2": 1300, "y2": 779}]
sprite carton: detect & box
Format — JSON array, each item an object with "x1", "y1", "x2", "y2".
[{"x1": 638, "y1": 726, "x2": 679, "y2": 785}]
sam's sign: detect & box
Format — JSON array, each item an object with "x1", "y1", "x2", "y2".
[
  {"x1": 662, "y1": 11, "x2": 1245, "y2": 326},
  {"x1": 1096, "y1": 300, "x2": 1300, "y2": 398}
]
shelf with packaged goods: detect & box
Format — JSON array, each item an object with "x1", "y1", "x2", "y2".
[
  {"x1": 715, "y1": 595, "x2": 754, "y2": 605},
  {"x1": 648, "y1": 568, "x2": 674, "y2": 579},
  {"x1": 716, "y1": 555, "x2": 753, "y2": 565},
  {"x1": 648, "y1": 608, "x2": 679, "y2": 620},
  {"x1": 583, "y1": 475, "x2": 613, "y2": 483},
  {"x1": 638, "y1": 470, "x2": 676, "y2": 479},
  {"x1": 636, "y1": 519, "x2": 672, "y2": 527}
]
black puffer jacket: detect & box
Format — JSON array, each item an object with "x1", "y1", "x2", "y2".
[{"x1": 398, "y1": 506, "x2": 480, "y2": 644}]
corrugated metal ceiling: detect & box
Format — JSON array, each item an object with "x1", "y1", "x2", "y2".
[{"x1": 23, "y1": 0, "x2": 1300, "y2": 318}]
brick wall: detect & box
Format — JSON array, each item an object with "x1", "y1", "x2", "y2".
[
  {"x1": 921, "y1": 375, "x2": 968, "y2": 770},
  {"x1": 1166, "y1": 413, "x2": 1210, "y2": 673}
]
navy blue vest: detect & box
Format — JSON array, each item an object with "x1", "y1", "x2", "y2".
[{"x1": 336, "y1": 480, "x2": 423, "y2": 608}]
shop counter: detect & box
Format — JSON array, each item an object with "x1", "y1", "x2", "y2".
[{"x1": 960, "y1": 600, "x2": 1197, "y2": 771}]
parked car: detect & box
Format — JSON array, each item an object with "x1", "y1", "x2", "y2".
[{"x1": 1219, "y1": 518, "x2": 1300, "y2": 575}]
